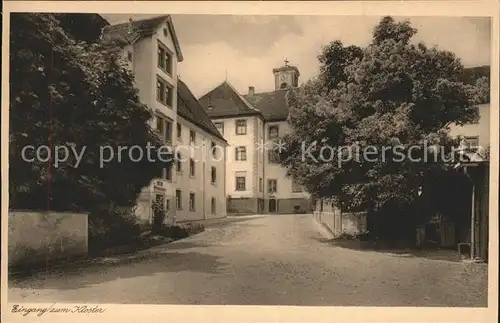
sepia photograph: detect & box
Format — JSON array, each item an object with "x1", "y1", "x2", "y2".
[{"x1": 1, "y1": 1, "x2": 498, "y2": 322}]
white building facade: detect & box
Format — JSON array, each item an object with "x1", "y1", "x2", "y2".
[
  {"x1": 199, "y1": 63, "x2": 312, "y2": 215},
  {"x1": 103, "y1": 15, "x2": 227, "y2": 225}
]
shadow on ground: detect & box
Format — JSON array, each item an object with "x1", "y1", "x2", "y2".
[
  {"x1": 204, "y1": 216, "x2": 268, "y2": 228},
  {"x1": 9, "y1": 249, "x2": 226, "y2": 291},
  {"x1": 312, "y1": 236, "x2": 464, "y2": 262}
]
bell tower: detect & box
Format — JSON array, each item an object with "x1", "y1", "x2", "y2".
[{"x1": 272, "y1": 59, "x2": 300, "y2": 90}]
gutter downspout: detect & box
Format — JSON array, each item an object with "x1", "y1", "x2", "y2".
[
  {"x1": 203, "y1": 140, "x2": 206, "y2": 220},
  {"x1": 224, "y1": 142, "x2": 227, "y2": 218},
  {"x1": 463, "y1": 166, "x2": 475, "y2": 260}
]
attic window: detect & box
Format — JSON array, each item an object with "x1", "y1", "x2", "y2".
[{"x1": 163, "y1": 28, "x2": 168, "y2": 37}]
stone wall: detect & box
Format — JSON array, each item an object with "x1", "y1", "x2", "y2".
[
  {"x1": 8, "y1": 211, "x2": 88, "y2": 267},
  {"x1": 313, "y1": 200, "x2": 367, "y2": 237}
]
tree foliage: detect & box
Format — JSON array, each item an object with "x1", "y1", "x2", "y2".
[
  {"x1": 9, "y1": 13, "x2": 166, "y2": 212},
  {"x1": 280, "y1": 16, "x2": 487, "y2": 224}
]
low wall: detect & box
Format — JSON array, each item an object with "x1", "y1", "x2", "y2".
[
  {"x1": 314, "y1": 207, "x2": 367, "y2": 237},
  {"x1": 341, "y1": 211, "x2": 368, "y2": 235},
  {"x1": 8, "y1": 211, "x2": 88, "y2": 267}
]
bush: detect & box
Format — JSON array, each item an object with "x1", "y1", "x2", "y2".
[
  {"x1": 88, "y1": 207, "x2": 141, "y2": 252},
  {"x1": 156, "y1": 223, "x2": 205, "y2": 240}
]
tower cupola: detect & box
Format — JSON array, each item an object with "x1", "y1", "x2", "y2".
[{"x1": 272, "y1": 59, "x2": 300, "y2": 90}]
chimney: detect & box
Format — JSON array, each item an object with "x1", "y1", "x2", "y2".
[
  {"x1": 128, "y1": 18, "x2": 134, "y2": 34},
  {"x1": 248, "y1": 86, "x2": 255, "y2": 96}
]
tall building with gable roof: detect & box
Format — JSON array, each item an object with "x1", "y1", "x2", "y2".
[
  {"x1": 103, "y1": 15, "x2": 228, "y2": 225},
  {"x1": 199, "y1": 60, "x2": 312, "y2": 215}
]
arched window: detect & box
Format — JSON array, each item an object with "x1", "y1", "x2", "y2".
[{"x1": 280, "y1": 82, "x2": 288, "y2": 89}]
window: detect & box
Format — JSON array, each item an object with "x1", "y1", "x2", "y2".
[
  {"x1": 211, "y1": 167, "x2": 216, "y2": 184},
  {"x1": 156, "y1": 116, "x2": 164, "y2": 135},
  {"x1": 214, "y1": 122, "x2": 224, "y2": 135},
  {"x1": 189, "y1": 130, "x2": 196, "y2": 145},
  {"x1": 175, "y1": 190, "x2": 182, "y2": 209},
  {"x1": 157, "y1": 47, "x2": 165, "y2": 68},
  {"x1": 165, "y1": 163, "x2": 172, "y2": 181},
  {"x1": 176, "y1": 152, "x2": 182, "y2": 172},
  {"x1": 259, "y1": 178, "x2": 263, "y2": 192},
  {"x1": 268, "y1": 149, "x2": 280, "y2": 164},
  {"x1": 211, "y1": 197, "x2": 216, "y2": 214},
  {"x1": 157, "y1": 42, "x2": 172, "y2": 74},
  {"x1": 235, "y1": 173, "x2": 246, "y2": 191},
  {"x1": 211, "y1": 142, "x2": 217, "y2": 158},
  {"x1": 268, "y1": 125, "x2": 279, "y2": 138},
  {"x1": 235, "y1": 120, "x2": 247, "y2": 135},
  {"x1": 127, "y1": 51, "x2": 133, "y2": 62},
  {"x1": 165, "y1": 85, "x2": 172, "y2": 106},
  {"x1": 463, "y1": 136, "x2": 480, "y2": 150},
  {"x1": 166, "y1": 199, "x2": 170, "y2": 211},
  {"x1": 177, "y1": 123, "x2": 182, "y2": 140},
  {"x1": 268, "y1": 179, "x2": 277, "y2": 193},
  {"x1": 235, "y1": 146, "x2": 247, "y2": 161},
  {"x1": 156, "y1": 76, "x2": 173, "y2": 107},
  {"x1": 165, "y1": 119, "x2": 173, "y2": 143},
  {"x1": 189, "y1": 158, "x2": 195, "y2": 177},
  {"x1": 189, "y1": 193, "x2": 195, "y2": 211},
  {"x1": 292, "y1": 178, "x2": 303, "y2": 192}
]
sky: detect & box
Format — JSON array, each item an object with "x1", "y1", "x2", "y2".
[{"x1": 103, "y1": 14, "x2": 491, "y2": 98}]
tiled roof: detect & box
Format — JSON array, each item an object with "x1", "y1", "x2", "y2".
[
  {"x1": 243, "y1": 89, "x2": 290, "y2": 122},
  {"x1": 102, "y1": 15, "x2": 183, "y2": 62},
  {"x1": 177, "y1": 79, "x2": 226, "y2": 143},
  {"x1": 198, "y1": 81, "x2": 262, "y2": 119}
]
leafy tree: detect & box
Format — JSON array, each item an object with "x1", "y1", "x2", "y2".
[
  {"x1": 280, "y1": 16, "x2": 485, "y2": 237},
  {"x1": 318, "y1": 40, "x2": 363, "y2": 91},
  {"x1": 9, "y1": 13, "x2": 167, "y2": 213}
]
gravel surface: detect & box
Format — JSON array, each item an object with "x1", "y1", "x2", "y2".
[{"x1": 8, "y1": 214, "x2": 488, "y2": 306}]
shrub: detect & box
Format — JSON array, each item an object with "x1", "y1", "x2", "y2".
[
  {"x1": 88, "y1": 207, "x2": 141, "y2": 252},
  {"x1": 156, "y1": 223, "x2": 205, "y2": 240}
]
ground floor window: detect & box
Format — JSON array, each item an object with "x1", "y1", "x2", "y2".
[
  {"x1": 211, "y1": 197, "x2": 216, "y2": 214},
  {"x1": 189, "y1": 192, "x2": 196, "y2": 211},
  {"x1": 236, "y1": 176, "x2": 246, "y2": 191},
  {"x1": 176, "y1": 190, "x2": 182, "y2": 209}
]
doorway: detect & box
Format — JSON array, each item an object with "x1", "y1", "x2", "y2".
[{"x1": 269, "y1": 198, "x2": 277, "y2": 213}]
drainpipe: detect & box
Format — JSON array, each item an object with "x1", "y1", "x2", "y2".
[
  {"x1": 203, "y1": 140, "x2": 206, "y2": 220},
  {"x1": 224, "y1": 143, "x2": 227, "y2": 217},
  {"x1": 463, "y1": 166, "x2": 475, "y2": 260},
  {"x1": 470, "y1": 174, "x2": 476, "y2": 260}
]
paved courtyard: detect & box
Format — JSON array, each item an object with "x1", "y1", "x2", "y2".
[{"x1": 9, "y1": 214, "x2": 488, "y2": 306}]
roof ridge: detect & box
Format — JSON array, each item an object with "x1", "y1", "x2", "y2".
[
  {"x1": 177, "y1": 80, "x2": 226, "y2": 142},
  {"x1": 243, "y1": 88, "x2": 290, "y2": 97},
  {"x1": 104, "y1": 15, "x2": 170, "y2": 29},
  {"x1": 223, "y1": 81, "x2": 261, "y2": 113},
  {"x1": 198, "y1": 80, "x2": 228, "y2": 101}
]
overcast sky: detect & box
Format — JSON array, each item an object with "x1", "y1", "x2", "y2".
[{"x1": 103, "y1": 14, "x2": 491, "y2": 98}]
